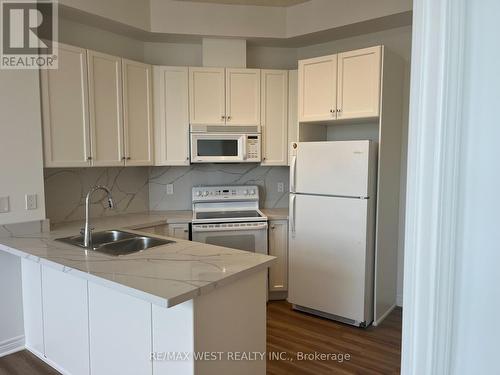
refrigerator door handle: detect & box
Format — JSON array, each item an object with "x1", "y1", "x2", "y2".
[
  {"x1": 290, "y1": 194, "x2": 296, "y2": 237},
  {"x1": 290, "y1": 155, "x2": 297, "y2": 193}
]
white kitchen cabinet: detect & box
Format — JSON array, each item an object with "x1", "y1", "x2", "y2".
[
  {"x1": 21, "y1": 259, "x2": 44, "y2": 355},
  {"x1": 88, "y1": 282, "x2": 152, "y2": 375},
  {"x1": 41, "y1": 43, "x2": 91, "y2": 167},
  {"x1": 287, "y1": 70, "x2": 298, "y2": 165},
  {"x1": 268, "y1": 220, "x2": 288, "y2": 292},
  {"x1": 169, "y1": 223, "x2": 190, "y2": 240},
  {"x1": 42, "y1": 266, "x2": 90, "y2": 375},
  {"x1": 260, "y1": 70, "x2": 288, "y2": 166},
  {"x1": 189, "y1": 67, "x2": 226, "y2": 125},
  {"x1": 122, "y1": 59, "x2": 154, "y2": 166},
  {"x1": 87, "y1": 50, "x2": 124, "y2": 166},
  {"x1": 153, "y1": 66, "x2": 190, "y2": 166},
  {"x1": 298, "y1": 54, "x2": 337, "y2": 122},
  {"x1": 337, "y1": 46, "x2": 382, "y2": 120},
  {"x1": 225, "y1": 68, "x2": 261, "y2": 126}
]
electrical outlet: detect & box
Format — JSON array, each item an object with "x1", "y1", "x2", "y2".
[
  {"x1": 25, "y1": 194, "x2": 37, "y2": 210},
  {"x1": 0, "y1": 196, "x2": 9, "y2": 213},
  {"x1": 277, "y1": 182, "x2": 284, "y2": 193},
  {"x1": 166, "y1": 184, "x2": 174, "y2": 195}
]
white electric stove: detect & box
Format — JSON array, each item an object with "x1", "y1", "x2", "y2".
[{"x1": 191, "y1": 186, "x2": 268, "y2": 255}]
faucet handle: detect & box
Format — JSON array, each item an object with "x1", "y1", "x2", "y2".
[{"x1": 80, "y1": 227, "x2": 95, "y2": 236}]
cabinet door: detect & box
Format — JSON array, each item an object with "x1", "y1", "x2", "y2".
[
  {"x1": 225, "y1": 68, "x2": 261, "y2": 126},
  {"x1": 287, "y1": 70, "x2": 298, "y2": 166},
  {"x1": 41, "y1": 43, "x2": 91, "y2": 167},
  {"x1": 168, "y1": 223, "x2": 190, "y2": 240},
  {"x1": 122, "y1": 59, "x2": 153, "y2": 166},
  {"x1": 189, "y1": 67, "x2": 225, "y2": 125},
  {"x1": 337, "y1": 46, "x2": 382, "y2": 120},
  {"x1": 261, "y1": 70, "x2": 288, "y2": 166},
  {"x1": 42, "y1": 266, "x2": 90, "y2": 375},
  {"x1": 268, "y1": 220, "x2": 288, "y2": 292},
  {"x1": 21, "y1": 260, "x2": 44, "y2": 355},
  {"x1": 153, "y1": 66, "x2": 190, "y2": 166},
  {"x1": 88, "y1": 282, "x2": 152, "y2": 375},
  {"x1": 298, "y1": 54, "x2": 337, "y2": 122},
  {"x1": 87, "y1": 50, "x2": 124, "y2": 166}
]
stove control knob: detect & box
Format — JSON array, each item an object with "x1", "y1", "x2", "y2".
[
  {"x1": 242, "y1": 190, "x2": 248, "y2": 195},
  {"x1": 250, "y1": 189, "x2": 255, "y2": 195},
  {"x1": 202, "y1": 191, "x2": 209, "y2": 197},
  {"x1": 196, "y1": 191, "x2": 201, "y2": 197}
]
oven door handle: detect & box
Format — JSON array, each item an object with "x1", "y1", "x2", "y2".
[{"x1": 192, "y1": 223, "x2": 268, "y2": 233}]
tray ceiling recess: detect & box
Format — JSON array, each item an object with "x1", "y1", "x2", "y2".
[{"x1": 174, "y1": 0, "x2": 310, "y2": 6}]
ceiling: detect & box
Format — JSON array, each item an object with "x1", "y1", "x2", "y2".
[{"x1": 174, "y1": 0, "x2": 310, "y2": 6}]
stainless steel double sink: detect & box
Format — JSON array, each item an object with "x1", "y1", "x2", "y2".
[{"x1": 56, "y1": 230, "x2": 175, "y2": 256}]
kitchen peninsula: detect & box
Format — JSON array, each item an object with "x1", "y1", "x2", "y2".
[{"x1": 0, "y1": 212, "x2": 274, "y2": 375}]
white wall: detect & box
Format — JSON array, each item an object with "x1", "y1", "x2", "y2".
[
  {"x1": 59, "y1": 0, "x2": 151, "y2": 30},
  {"x1": 0, "y1": 70, "x2": 46, "y2": 226},
  {"x1": 450, "y1": 0, "x2": 500, "y2": 373},
  {"x1": 287, "y1": 0, "x2": 412, "y2": 38}
]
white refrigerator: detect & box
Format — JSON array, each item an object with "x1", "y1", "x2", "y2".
[{"x1": 288, "y1": 141, "x2": 377, "y2": 327}]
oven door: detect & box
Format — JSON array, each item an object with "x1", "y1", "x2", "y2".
[
  {"x1": 191, "y1": 221, "x2": 268, "y2": 254},
  {"x1": 190, "y1": 133, "x2": 246, "y2": 163}
]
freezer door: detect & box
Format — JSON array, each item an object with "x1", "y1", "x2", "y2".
[
  {"x1": 292, "y1": 141, "x2": 376, "y2": 197},
  {"x1": 288, "y1": 194, "x2": 374, "y2": 323}
]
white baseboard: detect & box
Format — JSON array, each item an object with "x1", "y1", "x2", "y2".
[
  {"x1": 373, "y1": 303, "x2": 397, "y2": 326},
  {"x1": 397, "y1": 293, "x2": 404, "y2": 307},
  {"x1": 0, "y1": 335, "x2": 25, "y2": 358}
]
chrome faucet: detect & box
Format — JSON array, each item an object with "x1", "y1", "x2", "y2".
[{"x1": 82, "y1": 185, "x2": 115, "y2": 248}]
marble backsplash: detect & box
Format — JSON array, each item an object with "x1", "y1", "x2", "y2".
[
  {"x1": 43, "y1": 165, "x2": 289, "y2": 224},
  {"x1": 44, "y1": 168, "x2": 150, "y2": 224},
  {"x1": 149, "y1": 164, "x2": 290, "y2": 211}
]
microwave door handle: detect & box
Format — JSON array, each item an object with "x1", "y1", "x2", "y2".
[
  {"x1": 242, "y1": 137, "x2": 247, "y2": 161},
  {"x1": 290, "y1": 155, "x2": 297, "y2": 193}
]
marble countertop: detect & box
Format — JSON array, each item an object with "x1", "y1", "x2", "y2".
[{"x1": 0, "y1": 212, "x2": 275, "y2": 308}]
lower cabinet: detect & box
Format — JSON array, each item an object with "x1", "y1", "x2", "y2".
[
  {"x1": 168, "y1": 223, "x2": 190, "y2": 240},
  {"x1": 268, "y1": 220, "x2": 288, "y2": 293},
  {"x1": 88, "y1": 282, "x2": 152, "y2": 375},
  {"x1": 42, "y1": 266, "x2": 90, "y2": 375},
  {"x1": 138, "y1": 222, "x2": 190, "y2": 240}
]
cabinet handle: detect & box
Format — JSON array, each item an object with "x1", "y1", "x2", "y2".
[
  {"x1": 122, "y1": 156, "x2": 126, "y2": 160},
  {"x1": 221, "y1": 115, "x2": 226, "y2": 120},
  {"x1": 337, "y1": 109, "x2": 342, "y2": 113},
  {"x1": 126, "y1": 157, "x2": 131, "y2": 160},
  {"x1": 87, "y1": 156, "x2": 92, "y2": 161},
  {"x1": 271, "y1": 225, "x2": 275, "y2": 230},
  {"x1": 227, "y1": 116, "x2": 231, "y2": 121},
  {"x1": 330, "y1": 109, "x2": 334, "y2": 113}
]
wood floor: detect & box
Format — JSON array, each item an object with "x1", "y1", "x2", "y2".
[
  {"x1": 267, "y1": 301, "x2": 402, "y2": 374},
  {"x1": 0, "y1": 301, "x2": 401, "y2": 375}
]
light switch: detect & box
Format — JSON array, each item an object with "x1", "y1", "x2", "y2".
[
  {"x1": 0, "y1": 196, "x2": 9, "y2": 213},
  {"x1": 166, "y1": 184, "x2": 174, "y2": 195},
  {"x1": 25, "y1": 194, "x2": 37, "y2": 210},
  {"x1": 277, "y1": 182, "x2": 284, "y2": 193}
]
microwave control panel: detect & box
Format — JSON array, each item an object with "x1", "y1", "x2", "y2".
[{"x1": 246, "y1": 136, "x2": 261, "y2": 161}]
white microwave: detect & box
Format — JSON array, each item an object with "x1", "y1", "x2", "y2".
[{"x1": 190, "y1": 125, "x2": 261, "y2": 163}]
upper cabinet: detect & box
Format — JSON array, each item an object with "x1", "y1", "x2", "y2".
[
  {"x1": 298, "y1": 46, "x2": 382, "y2": 123},
  {"x1": 122, "y1": 59, "x2": 154, "y2": 166},
  {"x1": 337, "y1": 46, "x2": 382, "y2": 120},
  {"x1": 225, "y1": 68, "x2": 260, "y2": 126},
  {"x1": 87, "y1": 50, "x2": 124, "y2": 167},
  {"x1": 298, "y1": 54, "x2": 337, "y2": 122},
  {"x1": 189, "y1": 67, "x2": 261, "y2": 126},
  {"x1": 42, "y1": 47, "x2": 153, "y2": 168},
  {"x1": 261, "y1": 70, "x2": 288, "y2": 166},
  {"x1": 41, "y1": 43, "x2": 91, "y2": 167},
  {"x1": 189, "y1": 67, "x2": 226, "y2": 125},
  {"x1": 153, "y1": 66, "x2": 190, "y2": 166}
]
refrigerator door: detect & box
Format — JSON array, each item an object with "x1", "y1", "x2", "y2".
[
  {"x1": 291, "y1": 141, "x2": 376, "y2": 198},
  {"x1": 288, "y1": 193, "x2": 373, "y2": 323}
]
